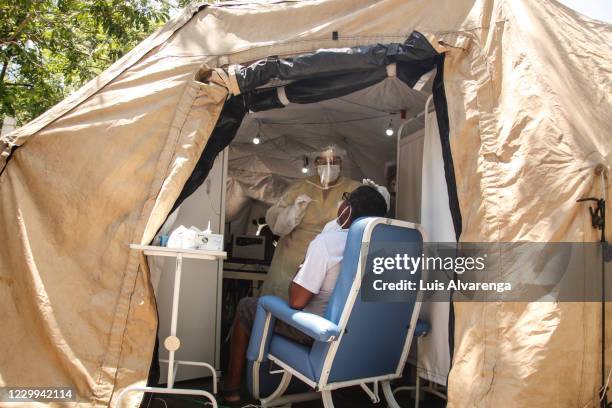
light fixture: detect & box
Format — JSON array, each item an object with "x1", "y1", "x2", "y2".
[
  {"x1": 301, "y1": 157, "x2": 309, "y2": 174},
  {"x1": 253, "y1": 120, "x2": 262, "y2": 145},
  {"x1": 385, "y1": 119, "x2": 394, "y2": 136}
]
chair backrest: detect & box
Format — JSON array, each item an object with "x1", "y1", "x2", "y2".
[{"x1": 309, "y1": 217, "x2": 423, "y2": 384}]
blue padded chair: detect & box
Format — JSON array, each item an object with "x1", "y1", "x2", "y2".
[{"x1": 246, "y1": 217, "x2": 429, "y2": 407}]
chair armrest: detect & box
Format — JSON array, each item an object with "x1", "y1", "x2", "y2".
[
  {"x1": 259, "y1": 296, "x2": 341, "y2": 342},
  {"x1": 246, "y1": 298, "x2": 276, "y2": 363}
]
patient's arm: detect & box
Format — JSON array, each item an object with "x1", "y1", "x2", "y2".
[
  {"x1": 288, "y1": 281, "x2": 314, "y2": 309},
  {"x1": 289, "y1": 236, "x2": 327, "y2": 309}
]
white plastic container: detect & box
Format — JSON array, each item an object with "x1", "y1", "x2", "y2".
[{"x1": 197, "y1": 221, "x2": 224, "y2": 251}]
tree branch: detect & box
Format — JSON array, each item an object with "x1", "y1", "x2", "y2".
[
  {"x1": 1, "y1": 11, "x2": 34, "y2": 45},
  {"x1": 4, "y1": 82, "x2": 33, "y2": 88}
]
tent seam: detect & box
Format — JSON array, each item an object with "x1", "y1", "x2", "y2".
[
  {"x1": 460, "y1": 28, "x2": 501, "y2": 405},
  {"x1": 215, "y1": 26, "x2": 506, "y2": 58}
]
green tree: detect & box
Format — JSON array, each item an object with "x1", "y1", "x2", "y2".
[{"x1": 0, "y1": 0, "x2": 193, "y2": 131}]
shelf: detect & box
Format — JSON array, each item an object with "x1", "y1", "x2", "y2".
[
  {"x1": 223, "y1": 270, "x2": 267, "y2": 281},
  {"x1": 130, "y1": 244, "x2": 227, "y2": 260}
]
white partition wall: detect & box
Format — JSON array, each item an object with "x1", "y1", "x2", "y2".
[
  {"x1": 418, "y1": 109, "x2": 453, "y2": 385},
  {"x1": 396, "y1": 128, "x2": 424, "y2": 223},
  {"x1": 154, "y1": 148, "x2": 228, "y2": 382}
]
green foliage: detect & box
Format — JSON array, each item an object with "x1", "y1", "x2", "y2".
[{"x1": 0, "y1": 0, "x2": 192, "y2": 127}]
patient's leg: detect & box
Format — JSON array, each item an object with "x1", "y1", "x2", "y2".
[
  {"x1": 224, "y1": 297, "x2": 258, "y2": 401},
  {"x1": 224, "y1": 320, "x2": 249, "y2": 400}
]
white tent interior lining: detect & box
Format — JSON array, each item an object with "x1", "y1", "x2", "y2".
[{"x1": 227, "y1": 70, "x2": 435, "y2": 232}]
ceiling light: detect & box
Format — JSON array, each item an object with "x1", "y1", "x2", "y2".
[
  {"x1": 301, "y1": 156, "x2": 309, "y2": 173},
  {"x1": 252, "y1": 136, "x2": 261, "y2": 145},
  {"x1": 385, "y1": 119, "x2": 394, "y2": 136}
]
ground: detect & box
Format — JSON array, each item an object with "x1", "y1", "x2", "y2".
[{"x1": 140, "y1": 376, "x2": 446, "y2": 408}]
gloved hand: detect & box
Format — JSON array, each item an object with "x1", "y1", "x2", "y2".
[
  {"x1": 294, "y1": 194, "x2": 313, "y2": 209},
  {"x1": 362, "y1": 178, "x2": 376, "y2": 187},
  {"x1": 362, "y1": 178, "x2": 391, "y2": 211},
  {"x1": 266, "y1": 194, "x2": 313, "y2": 236}
]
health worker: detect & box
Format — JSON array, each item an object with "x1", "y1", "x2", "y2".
[{"x1": 261, "y1": 145, "x2": 361, "y2": 298}]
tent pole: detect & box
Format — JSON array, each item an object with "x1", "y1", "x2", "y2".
[
  {"x1": 599, "y1": 170, "x2": 609, "y2": 408},
  {"x1": 578, "y1": 167, "x2": 609, "y2": 407}
]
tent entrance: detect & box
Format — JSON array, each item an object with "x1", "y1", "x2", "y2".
[
  {"x1": 218, "y1": 67, "x2": 440, "y2": 378},
  {"x1": 149, "y1": 31, "x2": 457, "y2": 389}
]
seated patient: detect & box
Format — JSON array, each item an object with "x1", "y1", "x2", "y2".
[{"x1": 223, "y1": 184, "x2": 389, "y2": 402}]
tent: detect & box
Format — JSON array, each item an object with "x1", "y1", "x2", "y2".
[{"x1": 0, "y1": 0, "x2": 610, "y2": 407}]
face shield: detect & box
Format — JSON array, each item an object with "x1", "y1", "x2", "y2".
[{"x1": 313, "y1": 145, "x2": 345, "y2": 188}]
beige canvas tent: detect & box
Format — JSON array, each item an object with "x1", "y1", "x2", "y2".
[{"x1": 0, "y1": 0, "x2": 611, "y2": 407}]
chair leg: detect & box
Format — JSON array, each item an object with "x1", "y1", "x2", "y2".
[
  {"x1": 321, "y1": 390, "x2": 334, "y2": 408},
  {"x1": 382, "y1": 380, "x2": 401, "y2": 408},
  {"x1": 415, "y1": 375, "x2": 420, "y2": 408},
  {"x1": 260, "y1": 371, "x2": 292, "y2": 407}
]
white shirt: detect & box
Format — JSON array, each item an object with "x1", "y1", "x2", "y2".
[{"x1": 292, "y1": 226, "x2": 348, "y2": 316}]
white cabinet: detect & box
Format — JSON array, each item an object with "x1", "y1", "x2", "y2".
[{"x1": 155, "y1": 148, "x2": 228, "y2": 381}]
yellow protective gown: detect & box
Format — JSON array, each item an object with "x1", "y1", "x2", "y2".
[{"x1": 262, "y1": 175, "x2": 361, "y2": 298}]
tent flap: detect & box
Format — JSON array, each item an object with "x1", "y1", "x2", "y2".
[
  {"x1": 236, "y1": 33, "x2": 440, "y2": 114},
  {"x1": 231, "y1": 31, "x2": 439, "y2": 94},
  {"x1": 172, "y1": 94, "x2": 247, "y2": 213}
]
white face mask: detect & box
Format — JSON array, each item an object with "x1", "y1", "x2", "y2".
[
  {"x1": 322, "y1": 204, "x2": 351, "y2": 232},
  {"x1": 337, "y1": 204, "x2": 351, "y2": 229},
  {"x1": 317, "y1": 164, "x2": 340, "y2": 187}
]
